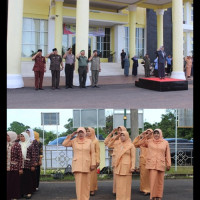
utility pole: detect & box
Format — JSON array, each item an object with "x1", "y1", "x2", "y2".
[
  {"x1": 124, "y1": 109, "x2": 127, "y2": 128},
  {"x1": 130, "y1": 109, "x2": 140, "y2": 169}
]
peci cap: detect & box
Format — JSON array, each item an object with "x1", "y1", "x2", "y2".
[
  {"x1": 93, "y1": 50, "x2": 97, "y2": 53},
  {"x1": 52, "y1": 48, "x2": 57, "y2": 52},
  {"x1": 80, "y1": 50, "x2": 85, "y2": 53},
  {"x1": 38, "y1": 49, "x2": 42, "y2": 52}
]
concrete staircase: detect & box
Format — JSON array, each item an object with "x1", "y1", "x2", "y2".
[{"x1": 21, "y1": 61, "x2": 145, "y2": 77}]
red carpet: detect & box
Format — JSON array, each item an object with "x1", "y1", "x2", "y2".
[{"x1": 141, "y1": 77, "x2": 185, "y2": 82}]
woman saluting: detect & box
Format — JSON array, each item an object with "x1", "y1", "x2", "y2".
[{"x1": 62, "y1": 127, "x2": 96, "y2": 200}]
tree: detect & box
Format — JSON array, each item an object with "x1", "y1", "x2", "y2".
[{"x1": 7, "y1": 121, "x2": 30, "y2": 134}]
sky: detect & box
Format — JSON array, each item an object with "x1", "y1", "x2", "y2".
[{"x1": 7, "y1": 109, "x2": 167, "y2": 134}]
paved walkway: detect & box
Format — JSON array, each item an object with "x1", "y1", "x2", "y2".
[
  {"x1": 7, "y1": 75, "x2": 193, "y2": 109},
  {"x1": 19, "y1": 179, "x2": 193, "y2": 200}
]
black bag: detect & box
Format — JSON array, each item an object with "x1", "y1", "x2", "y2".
[{"x1": 64, "y1": 164, "x2": 73, "y2": 175}]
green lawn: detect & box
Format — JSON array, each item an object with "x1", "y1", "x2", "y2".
[{"x1": 39, "y1": 166, "x2": 193, "y2": 181}]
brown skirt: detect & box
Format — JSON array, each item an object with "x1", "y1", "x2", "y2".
[
  {"x1": 7, "y1": 171, "x2": 21, "y2": 200},
  {"x1": 115, "y1": 174, "x2": 132, "y2": 200},
  {"x1": 149, "y1": 169, "x2": 165, "y2": 199},
  {"x1": 20, "y1": 169, "x2": 34, "y2": 196},
  {"x1": 74, "y1": 172, "x2": 91, "y2": 200},
  {"x1": 140, "y1": 163, "x2": 150, "y2": 193},
  {"x1": 90, "y1": 168, "x2": 98, "y2": 191}
]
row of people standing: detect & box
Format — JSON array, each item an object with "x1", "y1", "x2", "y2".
[
  {"x1": 7, "y1": 129, "x2": 42, "y2": 200},
  {"x1": 104, "y1": 126, "x2": 171, "y2": 200},
  {"x1": 32, "y1": 48, "x2": 101, "y2": 90},
  {"x1": 121, "y1": 47, "x2": 173, "y2": 78}
]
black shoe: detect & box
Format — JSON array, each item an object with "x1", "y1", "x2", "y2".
[
  {"x1": 39, "y1": 88, "x2": 44, "y2": 90},
  {"x1": 82, "y1": 86, "x2": 86, "y2": 88},
  {"x1": 90, "y1": 192, "x2": 95, "y2": 196},
  {"x1": 144, "y1": 192, "x2": 150, "y2": 196},
  {"x1": 92, "y1": 86, "x2": 95, "y2": 88},
  {"x1": 52, "y1": 87, "x2": 55, "y2": 90},
  {"x1": 56, "y1": 87, "x2": 60, "y2": 89},
  {"x1": 113, "y1": 193, "x2": 116, "y2": 196},
  {"x1": 35, "y1": 88, "x2": 38, "y2": 90},
  {"x1": 96, "y1": 85, "x2": 100, "y2": 88},
  {"x1": 65, "y1": 86, "x2": 69, "y2": 89},
  {"x1": 69, "y1": 86, "x2": 73, "y2": 89}
]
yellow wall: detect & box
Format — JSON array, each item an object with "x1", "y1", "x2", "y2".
[
  {"x1": 99, "y1": 141, "x2": 106, "y2": 170},
  {"x1": 23, "y1": 0, "x2": 50, "y2": 19}
]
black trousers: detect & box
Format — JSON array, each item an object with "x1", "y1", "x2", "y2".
[
  {"x1": 78, "y1": 66, "x2": 87, "y2": 87},
  {"x1": 36, "y1": 165, "x2": 40, "y2": 188},
  {"x1": 158, "y1": 63, "x2": 165, "y2": 78},
  {"x1": 121, "y1": 60, "x2": 125, "y2": 69},
  {"x1": 65, "y1": 64, "x2": 74, "y2": 87},
  {"x1": 167, "y1": 64, "x2": 172, "y2": 74},
  {"x1": 51, "y1": 70, "x2": 60, "y2": 88}
]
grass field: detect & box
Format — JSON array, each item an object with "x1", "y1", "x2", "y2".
[{"x1": 39, "y1": 166, "x2": 193, "y2": 181}]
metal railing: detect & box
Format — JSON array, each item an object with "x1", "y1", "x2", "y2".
[{"x1": 41, "y1": 144, "x2": 193, "y2": 171}]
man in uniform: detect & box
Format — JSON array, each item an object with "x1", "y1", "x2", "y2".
[
  {"x1": 120, "y1": 49, "x2": 126, "y2": 69},
  {"x1": 46, "y1": 48, "x2": 64, "y2": 89},
  {"x1": 32, "y1": 49, "x2": 46, "y2": 90},
  {"x1": 88, "y1": 50, "x2": 101, "y2": 88},
  {"x1": 63, "y1": 48, "x2": 75, "y2": 89},
  {"x1": 76, "y1": 50, "x2": 89, "y2": 88}
]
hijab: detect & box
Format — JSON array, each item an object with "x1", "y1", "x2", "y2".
[
  {"x1": 26, "y1": 128, "x2": 35, "y2": 142},
  {"x1": 146, "y1": 128, "x2": 153, "y2": 139},
  {"x1": 76, "y1": 127, "x2": 86, "y2": 143},
  {"x1": 19, "y1": 132, "x2": 32, "y2": 159},
  {"x1": 152, "y1": 129, "x2": 164, "y2": 144},
  {"x1": 34, "y1": 131, "x2": 40, "y2": 142},
  {"x1": 115, "y1": 131, "x2": 133, "y2": 167},
  {"x1": 86, "y1": 127, "x2": 96, "y2": 141},
  {"x1": 7, "y1": 131, "x2": 17, "y2": 149}
]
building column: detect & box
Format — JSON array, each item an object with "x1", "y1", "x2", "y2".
[
  {"x1": 7, "y1": 0, "x2": 24, "y2": 88},
  {"x1": 155, "y1": 9, "x2": 165, "y2": 49},
  {"x1": 186, "y1": 32, "x2": 191, "y2": 56},
  {"x1": 114, "y1": 25, "x2": 125, "y2": 63},
  {"x1": 128, "y1": 5, "x2": 137, "y2": 63},
  {"x1": 54, "y1": 0, "x2": 64, "y2": 55},
  {"x1": 171, "y1": 0, "x2": 186, "y2": 80},
  {"x1": 74, "y1": 0, "x2": 90, "y2": 86}
]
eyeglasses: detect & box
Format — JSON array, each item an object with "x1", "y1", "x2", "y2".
[{"x1": 153, "y1": 132, "x2": 160, "y2": 135}]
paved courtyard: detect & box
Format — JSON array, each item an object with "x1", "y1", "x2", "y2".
[
  {"x1": 7, "y1": 76, "x2": 193, "y2": 109},
  {"x1": 20, "y1": 179, "x2": 193, "y2": 200}
]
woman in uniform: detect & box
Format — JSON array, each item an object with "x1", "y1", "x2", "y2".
[
  {"x1": 114, "y1": 130, "x2": 136, "y2": 200},
  {"x1": 135, "y1": 129, "x2": 171, "y2": 200},
  {"x1": 62, "y1": 127, "x2": 96, "y2": 200},
  {"x1": 86, "y1": 127, "x2": 100, "y2": 196},
  {"x1": 133, "y1": 129, "x2": 153, "y2": 196}
]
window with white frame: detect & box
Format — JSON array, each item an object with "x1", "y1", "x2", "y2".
[
  {"x1": 124, "y1": 27, "x2": 129, "y2": 56},
  {"x1": 97, "y1": 28, "x2": 110, "y2": 58},
  {"x1": 22, "y1": 18, "x2": 48, "y2": 57},
  {"x1": 136, "y1": 28, "x2": 144, "y2": 58}
]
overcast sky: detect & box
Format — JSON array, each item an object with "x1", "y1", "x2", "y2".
[{"x1": 7, "y1": 109, "x2": 167, "y2": 134}]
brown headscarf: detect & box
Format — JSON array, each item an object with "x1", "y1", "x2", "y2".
[
  {"x1": 76, "y1": 127, "x2": 87, "y2": 143},
  {"x1": 86, "y1": 127, "x2": 96, "y2": 141},
  {"x1": 152, "y1": 129, "x2": 164, "y2": 143},
  {"x1": 115, "y1": 131, "x2": 133, "y2": 167}
]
